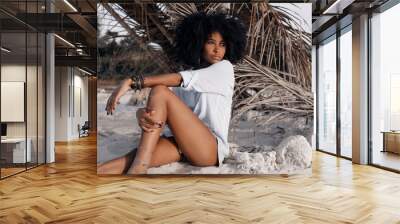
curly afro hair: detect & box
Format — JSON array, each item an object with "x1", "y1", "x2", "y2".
[{"x1": 174, "y1": 12, "x2": 247, "y2": 69}]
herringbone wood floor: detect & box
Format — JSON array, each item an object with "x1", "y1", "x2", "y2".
[{"x1": 1, "y1": 135, "x2": 400, "y2": 224}]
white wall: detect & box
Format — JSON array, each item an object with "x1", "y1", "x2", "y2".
[
  {"x1": 73, "y1": 73, "x2": 89, "y2": 136},
  {"x1": 1, "y1": 63, "x2": 46, "y2": 164},
  {"x1": 1, "y1": 65, "x2": 42, "y2": 138},
  {"x1": 1, "y1": 65, "x2": 26, "y2": 138},
  {"x1": 55, "y1": 66, "x2": 69, "y2": 141},
  {"x1": 55, "y1": 66, "x2": 89, "y2": 141}
]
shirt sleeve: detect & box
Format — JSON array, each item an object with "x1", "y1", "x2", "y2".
[{"x1": 179, "y1": 60, "x2": 234, "y2": 96}]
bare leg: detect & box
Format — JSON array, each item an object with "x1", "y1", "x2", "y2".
[
  {"x1": 127, "y1": 87, "x2": 168, "y2": 174},
  {"x1": 96, "y1": 137, "x2": 181, "y2": 174},
  {"x1": 97, "y1": 149, "x2": 136, "y2": 174},
  {"x1": 128, "y1": 85, "x2": 218, "y2": 174},
  {"x1": 149, "y1": 136, "x2": 181, "y2": 167}
]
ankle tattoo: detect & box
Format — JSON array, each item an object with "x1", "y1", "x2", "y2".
[{"x1": 133, "y1": 160, "x2": 149, "y2": 168}]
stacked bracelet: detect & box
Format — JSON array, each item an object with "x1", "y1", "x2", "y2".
[{"x1": 130, "y1": 74, "x2": 145, "y2": 91}]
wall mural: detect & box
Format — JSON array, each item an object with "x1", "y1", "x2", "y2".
[{"x1": 97, "y1": 2, "x2": 313, "y2": 175}]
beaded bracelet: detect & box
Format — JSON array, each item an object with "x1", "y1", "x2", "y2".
[{"x1": 130, "y1": 74, "x2": 144, "y2": 91}]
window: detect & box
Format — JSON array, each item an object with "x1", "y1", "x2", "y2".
[
  {"x1": 370, "y1": 2, "x2": 400, "y2": 171},
  {"x1": 317, "y1": 35, "x2": 337, "y2": 154},
  {"x1": 339, "y1": 27, "x2": 352, "y2": 158}
]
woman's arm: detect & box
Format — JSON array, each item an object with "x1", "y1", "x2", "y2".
[
  {"x1": 106, "y1": 73, "x2": 182, "y2": 115},
  {"x1": 141, "y1": 73, "x2": 182, "y2": 88},
  {"x1": 122, "y1": 72, "x2": 183, "y2": 93}
]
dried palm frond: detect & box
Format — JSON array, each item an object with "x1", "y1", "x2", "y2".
[
  {"x1": 232, "y1": 56, "x2": 313, "y2": 124},
  {"x1": 233, "y1": 3, "x2": 312, "y2": 89},
  {"x1": 164, "y1": 3, "x2": 197, "y2": 20}
]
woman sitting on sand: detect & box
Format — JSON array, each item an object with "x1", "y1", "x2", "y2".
[{"x1": 98, "y1": 12, "x2": 247, "y2": 174}]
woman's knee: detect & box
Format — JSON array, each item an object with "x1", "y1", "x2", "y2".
[{"x1": 149, "y1": 85, "x2": 170, "y2": 99}]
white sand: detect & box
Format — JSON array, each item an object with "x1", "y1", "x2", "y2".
[{"x1": 97, "y1": 89, "x2": 313, "y2": 174}]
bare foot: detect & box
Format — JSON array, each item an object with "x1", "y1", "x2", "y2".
[
  {"x1": 127, "y1": 162, "x2": 149, "y2": 174},
  {"x1": 97, "y1": 148, "x2": 137, "y2": 174}
]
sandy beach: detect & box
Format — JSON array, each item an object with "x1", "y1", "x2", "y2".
[{"x1": 97, "y1": 88, "x2": 313, "y2": 174}]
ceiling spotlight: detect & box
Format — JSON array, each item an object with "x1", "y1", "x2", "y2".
[
  {"x1": 54, "y1": 34, "x2": 75, "y2": 48},
  {"x1": 1, "y1": 47, "x2": 11, "y2": 53},
  {"x1": 78, "y1": 67, "x2": 93, "y2": 76},
  {"x1": 63, "y1": 0, "x2": 78, "y2": 12},
  {"x1": 76, "y1": 49, "x2": 84, "y2": 55},
  {"x1": 322, "y1": 0, "x2": 355, "y2": 15}
]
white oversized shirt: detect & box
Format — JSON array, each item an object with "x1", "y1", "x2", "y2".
[{"x1": 162, "y1": 60, "x2": 234, "y2": 166}]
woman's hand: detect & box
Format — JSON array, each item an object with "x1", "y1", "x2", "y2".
[
  {"x1": 105, "y1": 78, "x2": 133, "y2": 115},
  {"x1": 136, "y1": 108, "x2": 164, "y2": 132}
]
